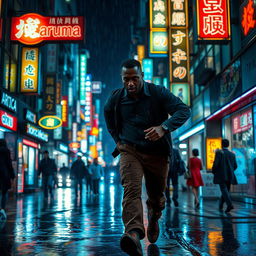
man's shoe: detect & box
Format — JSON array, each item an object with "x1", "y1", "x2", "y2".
[
  {"x1": 120, "y1": 232, "x2": 143, "y2": 256},
  {"x1": 225, "y1": 205, "x2": 234, "y2": 213},
  {"x1": 147, "y1": 244, "x2": 160, "y2": 256},
  {"x1": 147, "y1": 213, "x2": 160, "y2": 243},
  {"x1": 172, "y1": 198, "x2": 179, "y2": 207}
]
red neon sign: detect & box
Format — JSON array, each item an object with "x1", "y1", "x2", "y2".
[
  {"x1": 197, "y1": 0, "x2": 231, "y2": 40},
  {"x1": 61, "y1": 96, "x2": 68, "y2": 127},
  {"x1": 22, "y1": 139, "x2": 38, "y2": 148},
  {"x1": 232, "y1": 109, "x2": 252, "y2": 134},
  {"x1": 241, "y1": 0, "x2": 256, "y2": 36},
  {"x1": 11, "y1": 13, "x2": 84, "y2": 45},
  {"x1": 0, "y1": 110, "x2": 17, "y2": 131}
]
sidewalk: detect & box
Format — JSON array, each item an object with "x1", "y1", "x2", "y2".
[{"x1": 0, "y1": 185, "x2": 256, "y2": 255}]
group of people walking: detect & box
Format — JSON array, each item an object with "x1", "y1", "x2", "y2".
[
  {"x1": 70, "y1": 156, "x2": 104, "y2": 196},
  {"x1": 37, "y1": 151, "x2": 104, "y2": 200}
]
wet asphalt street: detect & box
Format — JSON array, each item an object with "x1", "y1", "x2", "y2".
[{"x1": 1, "y1": 182, "x2": 256, "y2": 256}]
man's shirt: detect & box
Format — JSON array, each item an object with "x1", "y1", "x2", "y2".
[{"x1": 119, "y1": 84, "x2": 169, "y2": 155}]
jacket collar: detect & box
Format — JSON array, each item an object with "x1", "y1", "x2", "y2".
[{"x1": 123, "y1": 81, "x2": 151, "y2": 97}]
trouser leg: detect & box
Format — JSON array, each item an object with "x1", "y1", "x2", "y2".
[
  {"x1": 171, "y1": 174, "x2": 178, "y2": 201},
  {"x1": 0, "y1": 190, "x2": 8, "y2": 209},
  {"x1": 119, "y1": 150, "x2": 144, "y2": 238},
  {"x1": 165, "y1": 172, "x2": 171, "y2": 202},
  {"x1": 144, "y1": 155, "x2": 169, "y2": 217},
  {"x1": 219, "y1": 183, "x2": 232, "y2": 207},
  {"x1": 42, "y1": 177, "x2": 48, "y2": 198}
]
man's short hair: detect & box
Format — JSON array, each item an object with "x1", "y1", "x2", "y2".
[
  {"x1": 222, "y1": 139, "x2": 229, "y2": 148},
  {"x1": 121, "y1": 59, "x2": 142, "y2": 72},
  {"x1": 44, "y1": 150, "x2": 49, "y2": 154}
]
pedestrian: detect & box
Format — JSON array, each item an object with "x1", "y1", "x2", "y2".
[
  {"x1": 38, "y1": 150, "x2": 57, "y2": 200},
  {"x1": 165, "y1": 147, "x2": 185, "y2": 207},
  {"x1": 70, "y1": 154, "x2": 87, "y2": 196},
  {"x1": 186, "y1": 149, "x2": 204, "y2": 208},
  {"x1": 212, "y1": 139, "x2": 237, "y2": 213},
  {"x1": 85, "y1": 160, "x2": 92, "y2": 193},
  {"x1": 89, "y1": 158, "x2": 104, "y2": 195},
  {"x1": 0, "y1": 139, "x2": 15, "y2": 220},
  {"x1": 59, "y1": 163, "x2": 70, "y2": 187},
  {"x1": 104, "y1": 59, "x2": 190, "y2": 255}
]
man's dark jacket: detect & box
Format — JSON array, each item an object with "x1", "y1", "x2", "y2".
[
  {"x1": 71, "y1": 159, "x2": 87, "y2": 180},
  {"x1": 38, "y1": 158, "x2": 57, "y2": 177},
  {"x1": 0, "y1": 146, "x2": 15, "y2": 191},
  {"x1": 212, "y1": 148, "x2": 238, "y2": 184},
  {"x1": 104, "y1": 82, "x2": 191, "y2": 157}
]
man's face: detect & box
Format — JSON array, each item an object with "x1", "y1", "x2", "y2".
[
  {"x1": 121, "y1": 66, "x2": 144, "y2": 96},
  {"x1": 44, "y1": 153, "x2": 49, "y2": 159}
]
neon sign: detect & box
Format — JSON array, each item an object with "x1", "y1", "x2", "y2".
[
  {"x1": 196, "y1": 0, "x2": 231, "y2": 41},
  {"x1": 241, "y1": 0, "x2": 256, "y2": 36},
  {"x1": 39, "y1": 115, "x2": 62, "y2": 129},
  {"x1": 11, "y1": 13, "x2": 84, "y2": 45}
]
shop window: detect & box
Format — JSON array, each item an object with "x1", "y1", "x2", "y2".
[{"x1": 224, "y1": 107, "x2": 256, "y2": 196}]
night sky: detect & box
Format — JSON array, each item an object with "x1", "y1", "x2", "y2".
[
  {"x1": 83, "y1": 0, "x2": 140, "y2": 161},
  {"x1": 84, "y1": 0, "x2": 139, "y2": 91}
]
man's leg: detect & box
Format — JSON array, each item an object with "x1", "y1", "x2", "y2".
[
  {"x1": 143, "y1": 154, "x2": 169, "y2": 243},
  {"x1": 74, "y1": 179, "x2": 78, "y2": 196},
  {"x1": 219, "y1": 183, "x2": 232, "y2": 207},
  {"x1": 165, "y1": 172, "x2": 171, "y2": 204},
  {"x1": 0, "y1": 190, "x2": 7, "y2": 209},
  {"x1": 42, "y1": 176, "x2": 48, "y2": 198},
  {"x1": 119, "y1": 147, "x2": 144, "y2": 256},
  {"x1": 119, "y1": 149, "x2": 145, "y2": 238},
  {"x1": 171, "y1": 173, "x2": 179, "y2": 205}
]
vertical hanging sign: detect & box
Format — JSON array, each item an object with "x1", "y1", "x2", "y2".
[
  {"x1": 80, "y1": 54, "x2": 87, "y2": 105},
  {"x1": 20, "y1": 47, "x2": 39, "y2": 93},
  {"x1": 169, "y1": 0, "x2": 190, "y2": 105},
  {"x1": 149, "y1": 0, "x2": 168, "y2": 55},
  {"x1": 61, "y1": 96, "x2": 68, "y2": 127},
  {"x1": 43, "y1": 75, "x2": 56, "y2": 114},
  {"x1": 197, "y1": 0, "x2": 231, "y2": 41},
  {"x1": 84, "y1": 74, "x2": 92, "y2": 125}
]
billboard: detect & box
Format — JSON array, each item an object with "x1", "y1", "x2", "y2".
[
  {"x1": 11, "y1": 13, "x2": 84, "y2": 45},
  {"x1": 196, "y1": 0, "x2": 231, "y2": 41}
]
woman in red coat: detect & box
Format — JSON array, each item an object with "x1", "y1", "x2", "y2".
[{"x1": 187, "y1": 149, "x2": 204, "y2": 208}]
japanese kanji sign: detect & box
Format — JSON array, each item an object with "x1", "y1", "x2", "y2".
[
  {"x1": 150, "y1": 30, "x2": 168, "y2": 54},
  {"x1": 11, "y1": 13, "x2": 84, "y2": 45},
  {"x1": 21, "y1": 47, "x2": 39, "y2": 93},
  {"x1": 206, "y1": 138, "x2": 222, "y2": 170},
  {"x1": 197, "y1": 0, "x2": 231, "y2": 40},
  {"x1": 43, "y1": 75, "x2": 56, "y2": 115},
  {"x1": 169, "y1": 0, "x2": 190, "y2": 103},
  {"x1": 149, "y1": 0, "x2": 168, "y2": 55},
  {"x1": 241, "y1": 0, "x2": 256, "y2": 36},
  {"x1": 39, "y1": 115, "x2": 62, "y2": 130},
  {"x1": 150, "y1": 0, "x2": 168, "y2": 29}
]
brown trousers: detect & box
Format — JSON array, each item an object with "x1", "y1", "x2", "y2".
[{"x1": 119, "y1": 144, "x2": 169, "y2": 239}]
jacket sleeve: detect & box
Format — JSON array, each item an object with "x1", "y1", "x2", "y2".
[
  {"x1": 212, "y1": 150, "x2": 221, "y2": 174},
  {"x1": 104, "y1": 90, "x2": 120, "y2": 144},
  {"x1": 7, "y1": 150, "x2": 15, "y2": 179},
  {"x1": 53, "y1": 160, "x2": 57, "y2": 173},
  {"x1": 233, "y1": 153, "x2": 238, "y2": 171},
  {"x1": 159, "y1": 87, "x2": 191, "y2": 131}
]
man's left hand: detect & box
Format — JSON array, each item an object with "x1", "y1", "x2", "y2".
[{"x1": 144, "y1": 126, "x2": 166, "y2": 141}]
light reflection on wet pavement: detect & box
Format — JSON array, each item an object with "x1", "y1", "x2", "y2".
[{"x1": 0, "y1": 182, "x2": 256, "y2": 255}]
